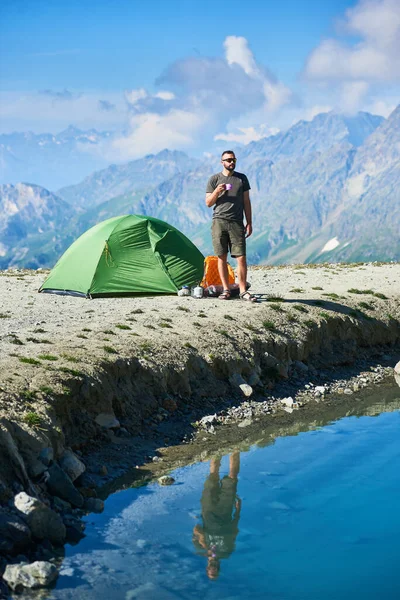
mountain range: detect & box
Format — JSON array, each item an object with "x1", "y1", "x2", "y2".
[{"x1": 0, "y1": 107, "x2": 399, "y2": 269}]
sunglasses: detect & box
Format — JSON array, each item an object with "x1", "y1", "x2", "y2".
[{"x1": 223, "y1": 158, "x2": 236, "y2": 163}]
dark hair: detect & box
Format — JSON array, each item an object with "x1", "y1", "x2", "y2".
[{"x1": 221, "y1": 150, "x2": 235, "y2": 159}]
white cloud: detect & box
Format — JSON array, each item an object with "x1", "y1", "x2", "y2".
[
  {"x1": 111, "y1": 109, "x2": 206, "y2": 160},
  {"x1": 0, "y1": 91, "x2": 125, "y2": 133},
  {"x1": 112, "y1": 36, "x2": 292, "y2": 159},
  {"x1": 214, "y1": 124, "x2": 279, "y2": 144},
  {"x1": 224, "y1": 36, "x2": 259, "y2": 76},
  {"x1": 304, "y1": 0, "x2": 400, "y2": 83},
  {"x1": 340, "y1": 80, "x2": 369, "y2": 112}
]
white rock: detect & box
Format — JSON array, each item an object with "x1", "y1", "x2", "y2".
[
  {"x1": 394, "y1": 361, "x2": 400, "y2": 375},
  {"x1": 314, "y1": 386, "x2": 326, "y2": 395},
  {"x1": 3, "y1": 561, "x2": 58, "y2": 590},
  {"x1": 283, "y1": 407, "x2": 294, "y2": 413},
  {"x1": 239, "y1": 383, "x2": 253, "y2": 397},
  {"x1": 281, "y1": 397, "x2": 294, "y2": 407},
  {"x1": 14, "y1": 492, "x2": 66, "y2": 544}
]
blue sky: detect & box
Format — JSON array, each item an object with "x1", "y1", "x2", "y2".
[{"x1": 1, "y1": 0, "x2": 399, "y2": 158}]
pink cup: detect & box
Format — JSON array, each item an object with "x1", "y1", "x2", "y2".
[{"x1": 225, "y1": 183, "x2": 232, "y2": 190}]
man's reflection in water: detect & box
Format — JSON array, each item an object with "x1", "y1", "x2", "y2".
[{"x1": 192, "y1": 451, "x2": 241, "y2": 580}]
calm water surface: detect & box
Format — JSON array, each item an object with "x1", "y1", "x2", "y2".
[{"x1": 50, "y1": 384, "x2": 400, "y2": 600}]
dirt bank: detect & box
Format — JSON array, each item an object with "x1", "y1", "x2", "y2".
[{"x1": 0, "y1": 262, "x2": 400, "y2": 595}]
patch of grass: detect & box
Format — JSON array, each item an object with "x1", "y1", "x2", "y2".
[
  {"x1": 266, "y1": 295, "x2": 284, "y2": 302},
  {"x1": 319, "y1": 311, "x2": 333, "y2": 320},
  {"x1": 103, "y1": 346, "x2": 118, "y2": 354},
  {"x1": 286, "y1": 313, "x2": 298, "y2": 323},
  {"x1": 262, "y1": 320, "x2": 275, "y2": 330},
  {"x1": 77, "y1": 334, "x2": 88, "y2": 339},
  {"x1": 312, "y1": 286, "x2": 323, "y2": 290},
  {"x1": 208, "y1": 353, "x2": 215, "y2": 361},
  {"x1": 9, "y1": 335, "x2": 24, "y2": 345},
  {"x1": 130, "y1": 332, "x2": 140, "y2": 336},
  {"x1": 159, "y1": 322, "x2": 173, "y2": 328},
  {"x1": 269, "y1": 303, "x2": 285, "y2": 312},
  {"x1": 19, "y1": 357, "x2": 41, "y2": 365},
  {"x1": 33, "y1": 328, "x2": 46, "y2": 333},
  {"x1": 244, "y1": 322, "x2": 258, "y2": 332},
  {"x1": 358, "y1": 301, "x2": 375, "y2": 311},
  {"x1": 387, "y1": 313, "x2": 396, "y2": 321},
  {"x1": 293, "y1": 304, "x2": 309, "y2": 313},
  {"x1": 139, "y1": 342, "x2": 152, "y2": 352},
  {"x1": 20, "y1": 389, "x2": 37, "y2": 401},
  {"x1": 126, "y1": 317, "x2": 137, "y2": 322},
  {"x1": 224, "y1": 314, "x2": 235, "y2": 321},
  {"x1": 322, "y1": 293, "x2": 341, "y2": 300},
  {"x1": 303, "y1": 319, "x2": 316, "y2": 328},
  {"x1": 39, "y1": 386, "x2": 55, "y2": 395},
  {"x1": 373, "y1": 292, "x2": 388, "y2": 300},
  {"x1": 184, "y1": 342, "x2": 195, "y2": 349},
  {"x1": 216, "y1": 329, "x2": 230, "y2": 338},
  {"x1": 176, "y1": 306, "x2": 190, "y2": 312},
  {"x1": 59, "y1": 366, "x2": 85, "y2": 377},
  {"x1": 61, "y1": 353, "x2": 80, "y2": 363},
  {"x1": 38, "y1": 354, "x2": 58, "y2": 361},
  {"x1": 82, "y1": 328, "x2": 92, "y2": 332},
  {"x1": 290, "y1": 288, "x2": 304, "y2": 293},
  {"x1": 116, "y1": 324, "x2": 131, "y2": 330},
  {"x1": 103, "y1": 329, "x2": 116, "y2": 335},
  {"x1": 144, "y1": 324, "x2": 155, "y2": 330},
  {"x1": 0, "y1": 313, "x2": 11, "y2": 318},
  {"x1": 193, "y1": 321, "x2": 202, "y2": 327},
  {"x1": 197, "y1": 313, "x2": 207, "y2": 318},
  {"x1": 348, "y1": 288, "x2": 374, "y2": 295},
  {"x1": 26, "y1": 337, "x2": 41, "y2": 344},
  {"x1": 131, "y1": 308, "x2": 144, "y2": 314},
  {"x1": 23, "y1": 412, "x2": 42, "y2": 427},
  {"x1": 161, "y1": 317, "x2": 172, "y2": 323},
  {"x1": 85, "y1": 309, "x2": 95, "y2": 313}
]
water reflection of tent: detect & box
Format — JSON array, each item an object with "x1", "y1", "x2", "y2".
[{"x1": 39, "y1": 215, "x2": 204, "y2": 298}]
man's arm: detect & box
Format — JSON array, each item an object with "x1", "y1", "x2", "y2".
[
  {"x1": 243, "y1": 191, "x2": 253, "y2": 238},
  {"x1": 205, "y1": 185, "x2": 226, "y2": 207},
  {"x1": 193, "y1": 524, "x2": 208, "y2": 549}
]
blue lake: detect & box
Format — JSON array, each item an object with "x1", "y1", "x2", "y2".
[{"x1": 51, "y1": 386, "x2": 400, "y2": 600}]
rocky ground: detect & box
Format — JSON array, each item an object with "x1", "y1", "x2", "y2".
[{"x1": 1, "y1": 262, "x2": 400, "y2": 597}]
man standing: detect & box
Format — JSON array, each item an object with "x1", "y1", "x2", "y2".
[{"x1": 205, "y1": 150, "x2": 257, "y2": 302}]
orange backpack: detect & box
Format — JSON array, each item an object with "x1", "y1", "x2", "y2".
[{"x1": 200, "y1": 255, "x2": 235, "y2": 288}]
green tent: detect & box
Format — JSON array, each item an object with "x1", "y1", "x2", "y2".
[{"x1": 39, "y1": 215, "x2": 204, "y2": 297}]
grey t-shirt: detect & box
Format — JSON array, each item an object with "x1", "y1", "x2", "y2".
[{"x1": 206, "y1": 171, "x2": 250, "y2": 222}]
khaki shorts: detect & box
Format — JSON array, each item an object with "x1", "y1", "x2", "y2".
[{"x1": 212, "y1": 219, "x2": 246, "y2": 257}]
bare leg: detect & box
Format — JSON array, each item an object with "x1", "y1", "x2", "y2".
[
  {"x1": 236, "y1": 255, "x2": 247, "y2": 294},
  {"x1": 229, "y1": 451, "x2": 240, "y2": 480},
  {"x1": 210, "y1": 457, "x2": 221, "y2": 476},
  {"x1": 217, "y1": 254, "x2": 230, "y2": 291}
]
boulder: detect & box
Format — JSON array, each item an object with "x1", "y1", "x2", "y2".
[
  {"x1": 3, "y1": 561, "x2": 58, "y2": 591},
  {"x1": 158, "y1": 476, "x2": 175, "y2": 486},
  {"x1": 47, "y1": 464, "x2": 84, "y2": 508},
  {"x1": 84, "y1": 498, "x2": 104, "y2": 513},
  {"x1": 0, "y1": 509, "x2": 31, "y2": 555},
  {"x1": 14, "y1": 492, "x2": 66, "y2": 545},
  {"x1": 59, "y1": 449, "x2": 85, "y2": 482},
  {"x1": 95, "y1": 413, "x2": 120, "y2": 429}
]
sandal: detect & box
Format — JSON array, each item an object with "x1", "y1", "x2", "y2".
[
  {"x1": 240, "y1": 291, "x2": 258, "y2": 303},
  {"x1": 219, "y1": 289, "x2": 231, "y2": 300}
]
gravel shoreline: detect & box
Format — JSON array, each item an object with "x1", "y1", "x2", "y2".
[{"x1": 1, "y1": 262, "x2": 400, "y2": 596}]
